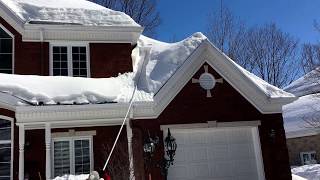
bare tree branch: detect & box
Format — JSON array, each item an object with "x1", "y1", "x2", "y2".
[{"x1": 91, "y1": 0, "x2": 161, "y2": 36}]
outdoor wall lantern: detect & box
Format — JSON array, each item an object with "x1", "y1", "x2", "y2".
[
  {"x1": 160, "y1": 128, "x2": 177, "y2": 180},
  {"x1": 143, "y1": 129, "x2": 177, "y2": 180}
]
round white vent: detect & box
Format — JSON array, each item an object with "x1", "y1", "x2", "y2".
[{"x1": 199, "y1": 73, "x2": 216, "y2": 90}]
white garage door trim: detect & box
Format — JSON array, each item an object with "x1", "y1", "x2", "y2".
[{"x1": 161, "y1": 125, "x2": 265, "y2": 180}]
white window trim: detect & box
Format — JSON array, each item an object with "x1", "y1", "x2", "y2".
[
  {"x1": 49, "y1": 42, "x2": 91, "y2": 77},
  {"x1": 0, "y1": 23, "x2": 15, "y2": 74},
  {"x1": 0, "y1": 115, "x2": 14, "y2": 180},
  {"x1": 51, "y1": 135, "x2": 94, "y2": 177},
  {"x1": 300, "y1": 151, "x2": 317, "y2": 165}
]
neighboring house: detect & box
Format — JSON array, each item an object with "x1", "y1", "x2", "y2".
[
  {"x1": 0, "y1": 0, "x2": 297, "y2": 180},
  {"x1": 284, "y1": 68, "x2": 320, "y2": 166}
]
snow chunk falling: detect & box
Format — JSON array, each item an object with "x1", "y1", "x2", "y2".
[{"x1": 0, "y1": 0, "x2": 140, "y2": 26}]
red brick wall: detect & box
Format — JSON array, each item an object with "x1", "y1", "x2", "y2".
[
  {"x1": 90, "y1": 43, "x2": 133, "y2": 78},
  {"x1": 132, "y1": 63, "x2": 291, "y2": 180},
  {"x1": 1, "y1": 17, "x2": 134, "y2": 77},
  {"x1": 0, "y1": 16, "x2": 50, "y2": 76}
]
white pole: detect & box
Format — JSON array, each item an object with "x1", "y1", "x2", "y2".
[
  {"x1": 45, "y1": 123, "x2": 51, "y2": 180},
  {"x1": 126, "y1": 117, "x2": 135, "y2": 180},
  {"x1": 19, "y1": 124, "x2": 25, "y2": 180}
]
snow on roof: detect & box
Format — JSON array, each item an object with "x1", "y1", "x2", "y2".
[
  {"x1": 0, "y1": 32, "x2": 296, "y2": 107},
  {"x1": 0, "y1": 73, "x2": 152, "y2": 106},
  {"x1": 136, "y1": 32, "x2": 207, "y2": 93},
  {"x1": 285, "y1": 67, "x2": 320, "y2": 97},
  {"x1": 283, "y1": 93, "x2": 320, "y2": 138},
  {"x1": 0, "y1": 0, "x2": 140, "y2": 27},
  {"x1": 231, "y1": 60, "x2": 295, "y2": 99}
]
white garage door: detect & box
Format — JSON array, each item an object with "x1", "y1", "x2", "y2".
[{"x1": 167, "y1": 127, "x2": 265, "y2": 180}]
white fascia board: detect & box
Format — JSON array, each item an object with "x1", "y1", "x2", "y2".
[
  {"x1": 14, "y1": 101, "x2": 155, "y2": 124},
  {"x1": 0, "y1": 1, "x2": 24, "y2": 34},
  {"x1": 23, "y1": 24, "x2": 143, "y2": 43}
]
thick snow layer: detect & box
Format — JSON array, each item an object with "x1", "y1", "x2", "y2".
[
  {"x1": 0, "y1": 33, "x2": 296, "y2": 106},
  {"x1": 292, "y1": 164, "x2": 320, "y2": 180},
  {"x1": 0, "y1": 73, "x2": 152, "y2": 105},
  {"x1": 285, "y1": 68, "x2": 320, "y2": 97},
  {"x1": 136, "y1": 33, "x2": 207, "y2": 93},
  {"x1": 283, "y1": 93, "x2": 320, "y2": 136},
  {"x1": 0, "y1": 0, "x2": 139, "y2": 26}
]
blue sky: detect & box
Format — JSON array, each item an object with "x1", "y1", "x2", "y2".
[{"x1": 155, "y1": 0, "x2": 320, "y2": 44}]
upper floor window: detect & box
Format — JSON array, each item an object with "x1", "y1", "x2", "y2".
[
  {"x1": 50, "y1": 44, "x2": 89, "y2": 77},
  {"x1": 0, "y1": 25, "x2": 13, "y2": 74}
]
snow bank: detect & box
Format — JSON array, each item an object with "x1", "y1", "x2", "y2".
[
  {"x1": 283, "y1": 93, "x2": 320, "y2": 137},
  {"x1": 53, "y1": 174, "x2": 89, "y2": 180},
  {"x1": 292, "y1": 164, "x2": 320, "y2": 180},
  {"x1": 292, "y1": 174, "x2": 307, "y2": 180},
  {"x1": 0, "y1": 0, "x2": 139, "y2": 26},
  {"x1": 136, "y1": 33, "x2": 207, "y2": 93},
  {"x1": 285, "y1": 67, "x2": 320, "y2": 97}
]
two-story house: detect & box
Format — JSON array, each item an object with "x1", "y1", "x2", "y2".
[{"x1": 0, "y1": 0, "x2": 297, "y2": 180}]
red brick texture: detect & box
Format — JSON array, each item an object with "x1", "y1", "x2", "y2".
[{"x1": 90, "y1": 43, "x2": 134, "y2": 78}]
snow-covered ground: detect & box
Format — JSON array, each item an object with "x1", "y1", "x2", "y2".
[
  {"x1": 53, "y1": 174, "x2": 89, "y2": 180},
  {"x1": 292, "y1": 164, "x2": 320, "y2": 180}
]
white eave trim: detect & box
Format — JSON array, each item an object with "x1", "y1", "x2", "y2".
[{"x1": 23, "y1": 25, "x2": 144, "y2": 44}]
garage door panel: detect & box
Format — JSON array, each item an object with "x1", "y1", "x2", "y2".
[
  {"x1": 208, "y1": 144, "x2": 230, "y2": 160},
  {"x1": 229, "y1": 143, "x2": 254, "y2": 159},
  {"x1": 191, "y1": 163, "x2": 210, "y2": 178},
  {"x1": 167, "y1": 127, "x2": 263, "y2": 180},
  {"x1": 168, "y1": 165, "x2": 189, "y2": 179},
  {"x1": 190, "y1": 146, "x2": 208, "y2": 162},
  {"x1": 208, "y1": 130, "x2": 229, "y2": 144}
]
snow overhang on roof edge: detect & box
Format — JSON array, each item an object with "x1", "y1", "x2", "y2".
[{"x1": 0, "y1": 1, "x2": 144, "y2": 44}]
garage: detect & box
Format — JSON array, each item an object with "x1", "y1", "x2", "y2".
[{"x1": 167, "y1": 127, "x2": 265, "y2": 180}]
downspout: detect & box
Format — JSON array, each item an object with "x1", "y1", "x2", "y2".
[{"x1": 39, "y1": 28, "x2": 44, "y2": 75}]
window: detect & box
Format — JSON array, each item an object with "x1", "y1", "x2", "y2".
[
  {"x1": 53, "y1": 137, "x2": 92, "y2": 177},
  {"x1": 0, "y1": 25, "x2": 13, "y2": 74},
  {"x1": 51, "y1": 45, "x2": 89, "y2": 77},
  {"x1": 300, "y1": 151, "x2": 317, "y2": 165},
  {"x1": 0, "y1": 117, "x2": 13, "y2": 180}
]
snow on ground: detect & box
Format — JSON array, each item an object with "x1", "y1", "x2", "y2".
[
  {"x1": 53, "y1": 174, "x2": 89, "y2": 180},
  {"x1": 283, "y1": 93, "x2": 320, "y2": 137},
  {"x1": 0, "y1": 0, "x2": 140, "y2": 26},
  {"x1": 285, "y1": 67, "x2": 320, "y2": 97},
  {"x1": 292, "y1": 174, "x2": 307, "y2": 180},
  {"x1": 292, "y1": 164, "x2": 320, "y2": 180}
]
